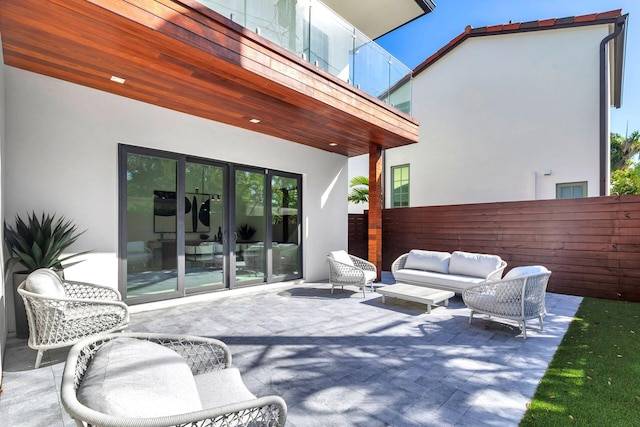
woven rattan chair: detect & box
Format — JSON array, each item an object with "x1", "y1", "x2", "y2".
[
  {"x1": 17, "y1": 268, "x2": 129, "y2": 368},
  {"x1": 462, "y1": 266, "x2": 551, "y2": 339},
  {"x1": 61, "y1": 333, "x2": 287, "y2": 427},
  {"x1": 327, "y1": 250, "x2": 377, "y2": 297}
]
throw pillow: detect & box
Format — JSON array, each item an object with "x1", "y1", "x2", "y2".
[
  {"x1": 24, "y1": 269, "x2": 66, "y2": 299},
  {"x1": 404, "y1": 250, "x2": 451, "y2": 273},
  {"x1": 329, "y1": 250, "x2": 354, "y2": 266},
  {"x1": 504, "y1": 265, "x2": 549, "y2": 279},
  {"x1": 77, "y1": 337, "x2": 202, "y2": 418},
  {"x1": 449, "y1": 251, "x2": 502, "y2": 278}
]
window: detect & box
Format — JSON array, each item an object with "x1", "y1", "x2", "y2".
[
  {"x1": 391, "y1": 165, "x2": 410, "y2": 207},
  {"x1": 557, "y1": 182, "x2": 587, "y2": 199}
]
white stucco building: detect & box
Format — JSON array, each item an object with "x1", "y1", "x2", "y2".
[
  {"x1": 349, "y1": 10, "x2": 627, "y2": 213},
  {"x1": 0, "y1": 0, "x2": 434, "y2": 372}
]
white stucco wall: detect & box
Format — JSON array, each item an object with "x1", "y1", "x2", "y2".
[
  {"x1": 3, "y1": 67, "x2": 347, "y2": 320},
  {"x1": 0, "y1": 36, "x2": 6, "y2": 378},
  {"x1": 350, "y1": 24, "x2": 612, "y2": 210}
]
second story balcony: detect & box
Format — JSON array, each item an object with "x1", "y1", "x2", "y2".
[
  {"x1": 197, "y1": 0, "x2": 413, "y2": 114},
  {"x1": 0, "y1": 0, "x2": 420, "y2": 157}
]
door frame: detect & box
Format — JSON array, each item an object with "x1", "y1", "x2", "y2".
[{"x1": 119, "y1": 145, "x2": 303, "y2": 303}]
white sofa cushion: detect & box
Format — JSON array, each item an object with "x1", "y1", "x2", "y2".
[
  {"x1": 25, "y1": 269, "x2": 66, "y2": 299},
  {"x1": 329, "y1": 250, "x2": 353, "y2": 266},
  {"x1": 404, "y1": 250, "x2": 451, "y2": 273},
  {"x1": 394, "y1": 269, "x2": 485, "y2": 292},
  {"x1": 504, "y1": 265, "x2": 549, "y2": 279},
  {"x1": 77, "y1": 337, "x2": 202, "y2": 417},
  {"x1": 449, "y1": 251, "x2": 502, "y2": 278}
]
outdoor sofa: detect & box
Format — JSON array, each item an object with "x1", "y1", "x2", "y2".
[{"x1": 391, "y1": 250, "x2": 507, "y2": 293}]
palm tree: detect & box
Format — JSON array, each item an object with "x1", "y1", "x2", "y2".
[
  {"x1": 610, "y1": 131, "x2": 640, "y2": 171},
  {"x1": 348, "y1": 176, "x2": 369, "y2": 204},
  {"x1": 610, "y1": 130, "x2": 640, "y2": 195}
]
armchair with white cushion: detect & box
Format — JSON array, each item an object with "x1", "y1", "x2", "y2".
[
  {"x1": 327, "y1": 250, "x2": 377, "y2": 297},
  {"x1": 462, "y1": 265, "x2": 551, "y2": 339},
  {"x1": 17, "y1": 268, "x2": 129, "y2": 368},
  {"x1": 61, "y1": 333, "x2": 287, "y2": 427}
]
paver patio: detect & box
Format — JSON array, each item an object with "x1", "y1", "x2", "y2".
[{"x1": 0, "y1": 273, "x2": 581, "y2": 427}]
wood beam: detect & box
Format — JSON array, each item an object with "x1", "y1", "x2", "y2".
[{"x1": 368, "y1": 144, "x2": 383, "y2": 280}]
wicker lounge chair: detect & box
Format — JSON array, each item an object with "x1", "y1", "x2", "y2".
[
  {"x1": 327, "y1": 250, "x2": 376, "y2": 297},
  {"x1": 17, "y1": 268, "x2": 129, "y2": 368},
  {"x1": 462, "y1": 266, "x2": 551, "y2": 339},
  {"x1": 61, "y1": 333, "x2": 287, "y2": 427}
]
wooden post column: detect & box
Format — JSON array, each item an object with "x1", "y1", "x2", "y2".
[{"x1": 368, "y1": 144, "x2": 383, "y2": 281}]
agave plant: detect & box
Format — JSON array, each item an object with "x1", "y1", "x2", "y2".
[
  {"x1": 4, "y1": 212, "x2": 90, "y2": 278},
  {"x1": 237, "y1": 224, "x2": 257, "y2": 241}
]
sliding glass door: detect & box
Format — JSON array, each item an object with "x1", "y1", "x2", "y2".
[
  {"x1": 271, "y1": 173, "x2": 301, "y2": 279},
  {"x1": 233, "y1": 168, "x2": 267, "y2": 286},
  {"x1": 184, "y1": 161, "x2": 226, "y2": 292},
  {"x1": 120, "y1": 145, "x2": 302, "y2": 303},
  {"x1": 123, "y1": 151, "x2": 180, "y2": 300}
]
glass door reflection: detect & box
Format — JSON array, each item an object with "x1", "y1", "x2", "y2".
[
  {"x1": 184, "y1": 162, "x2": 225, "y2": 292},
  {"x1": 234, "y1": 168, "x2": 266, "y2": 285},
  {"x1": 271, "y1": 173, "x2": 301, "y2": 279},
  {"x1": 125, "y1": 153, "x2": 178, "y2": 299}
]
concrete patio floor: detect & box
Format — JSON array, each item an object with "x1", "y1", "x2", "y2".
[{"x1": 0, "y1": 273, "x2": 582, "y2": 427}]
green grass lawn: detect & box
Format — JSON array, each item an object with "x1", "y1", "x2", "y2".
[{"x1": 520, "y1": 297, "x2": 640, "y2": 426}]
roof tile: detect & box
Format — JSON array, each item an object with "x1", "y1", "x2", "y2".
[
  {"x1": 519, "y1": 20, "x2": 540, "y2": 29},
  {"x1": 555, "y1": 17, "x2": 575, "y2": 26},
  {"x1": 486, "y1": 24, "x2": 504, "y2": 32},
  {"x1": 597, "y1": 9, "x2": 623, "y2": 19},
  {"x1": 538, "y1": 18, "x2": 557, "y2": 27},
  {"x1": 574, "y1": 13, "x2": 598, "y2": 23},
  {"x1": 502, "y1": 23, "x2": 521, "y2": 31}
]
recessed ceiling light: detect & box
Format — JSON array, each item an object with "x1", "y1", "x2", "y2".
[
  {"x1": 249, "y1": 118, "x2": 261, "y2": 124},
  {"x1": 329, "y1": 143, "x2": 338, "y2": 146},
  {"x1": 110, "y1": 75, "x2": 126, "y2": 84}
]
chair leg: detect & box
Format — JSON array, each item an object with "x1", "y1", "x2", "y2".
[
  {"x1": 539, "y1": 314, "x2": 544, "y2": 331},
  {"x1": 34, "y1": 349, "x2": 45, "y2": 369},
  {"x1": 521, "y1": 320, "x2": 527, "y2": 339},
  {"x1": 362, "y1": 285, "x2": 366, "y2": 298},
  {"x1": 468, "y1": 311, "x2": 475, "y2": 324}
]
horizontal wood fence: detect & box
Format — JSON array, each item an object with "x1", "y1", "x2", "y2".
[{"x1": 349, "y1": 195, "x2": 640, "y2": 302}]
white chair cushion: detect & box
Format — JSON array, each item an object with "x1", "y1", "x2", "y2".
[
  {"x1": 449, "y1": 251, "x2": 502, "y2": 278},
  {"x1": 77, "y1": 338, "x2": 202, "y2": 417},
  {"x1": 24, "y1": 269, "x2": 66, "y2": 299},
  {"x1": 404, "y1": 250, "x2": 451, "y2": 273},
  {"x1": 364, "y1": 270, "x2": 377, "y2": 283},
  {"x1": 329, "y1": 250, "x2": 353, "y2": 266},
  {"x1": 504, "y1": 265, "x2": 549, "y2": 279},
  {"x1": 195, "y1": 367, "x2": 256, "y2": 409}
]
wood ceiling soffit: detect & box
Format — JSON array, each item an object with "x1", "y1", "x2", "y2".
[{"x1": 2, "y1": 0, "x2": 419, "y2": 156}]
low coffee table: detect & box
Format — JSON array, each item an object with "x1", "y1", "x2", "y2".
[{"x1": 377, "y1": 283, "x2": 455, "y2": 314}]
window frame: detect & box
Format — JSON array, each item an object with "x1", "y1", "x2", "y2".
[
  {"x1": 391, "y1": 164, "x2": 410, "y2": 208},
  {"x1": 556, "y1": 181, "x2": 588, "y2": 199}
]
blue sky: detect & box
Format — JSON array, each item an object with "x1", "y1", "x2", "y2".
[{"x1": 378, "y1": 0, "x2": 638, "y2": 136}]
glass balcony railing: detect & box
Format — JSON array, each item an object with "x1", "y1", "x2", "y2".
[{"x1": 196, "y1": 0, "x2": 412, "y2": 115}]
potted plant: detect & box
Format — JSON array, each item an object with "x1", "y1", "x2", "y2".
[
  {"x1": 4, "y1": 212, "x2": 89, "y2": 338},
  {"x1": 237, "y1": 224, "x2": 257, "y2": 242}
]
